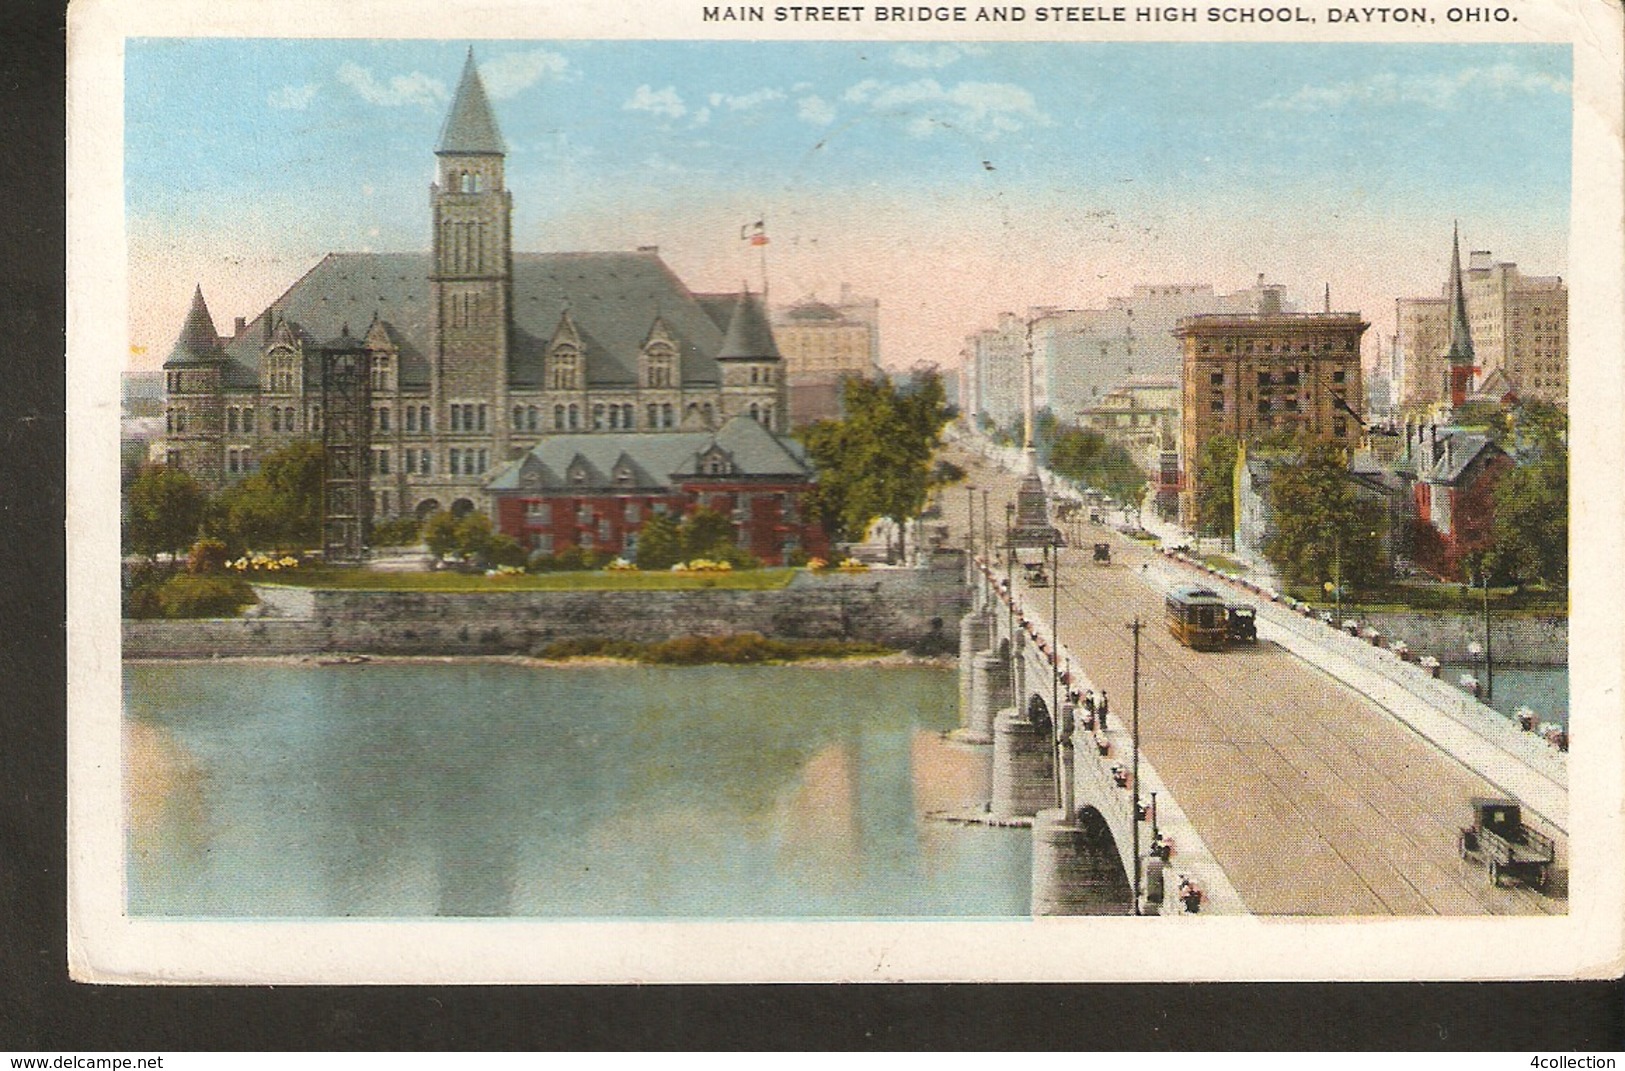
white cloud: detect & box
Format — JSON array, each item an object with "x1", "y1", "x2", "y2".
[
  {"x1": 891, "y1": 43, "x2": 983, "y2": 69},
  {"x1": 797, "y1": 95, "x2": 836, "y2": 126},
  {"x1": 267, "y1": 83, "x2": 318, "y2": 111},
  {"x1": 624, "y1": 84, "x2": 687, "y2": 119},
  {"x1": 691, "y1": 106, "x2": 712, "y2": 126},
  {"x1": 706, "y1": 87, "x2": 787, "y2": 111},
  {"x1": 1263, "y1": 63, "x2": 1570, "y2": 112},
  {"x1": 336, "y1": 62, "x2": 447, "y2": 109},
  {"x1": 850, "y1": 78, "x2": 1049, "y2": 139},
  {"x1": 479, "y1": 48, "x2": 572, "y2": 100}
]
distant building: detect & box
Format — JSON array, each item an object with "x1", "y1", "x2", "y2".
[
  {"x1": 1393, "y1": 228, "x2": 1567, "y2": 416},
  {"x1": 1177, "y1": 294, "x2": 1369, "y2": 530},
  {"x1": 769, "y1": 285, "x2": 881, "y2": 427},
  {"x1": 486, "y1": 416, "x2": 827, "y2": 566},
  {"x1": 1077, "y1": 378, "x2": 1180, "y2": 473},
  {"x1": 960, "y1": 311, "x2": 1027, "y2": 431}
]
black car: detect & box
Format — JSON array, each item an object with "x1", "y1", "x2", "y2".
[{"x1": 1225, "y1": 605, "x2": 1258, "y2": 644}]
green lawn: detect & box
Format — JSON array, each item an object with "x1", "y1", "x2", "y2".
[
  {"x1": 1285, "y1": 582, "x2": 1567, "y2": 617},
  {"x1": 258, "y1": 567, "x2": 800, "y2": 592}
]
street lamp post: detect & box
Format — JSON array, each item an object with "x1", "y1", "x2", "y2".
[{"x1": 1050, "y1": 534, "x2": 1062, "y2": 811}]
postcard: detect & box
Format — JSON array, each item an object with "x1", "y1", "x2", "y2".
[{"x1": 67, "y1": 0, "x2": 1623, "y2": 983}]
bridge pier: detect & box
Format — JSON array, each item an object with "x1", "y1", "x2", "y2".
[
  {"x1": 1031, "y1": 806, "x2": 1134, "y2": 915},
  {"x1": 989, "y1": 706, "x2": 1054, "y2": 820},
  {"x1": 957, "y1": 609, "x2": 996, "y2": 740}
]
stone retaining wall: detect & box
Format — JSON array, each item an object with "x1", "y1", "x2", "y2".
[
  {"x1": 1346, "y1": 610, "x2": 1566, "y2": 666},
  {"x1": 123, "y1": 568, "x2": 969, "y2": 658}
]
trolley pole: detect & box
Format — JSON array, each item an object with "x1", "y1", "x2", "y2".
[{"x1": 1128, "y1": 616, "x2": 1143, "y2": 916}]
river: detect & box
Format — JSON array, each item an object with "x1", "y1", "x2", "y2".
[{"x1": 124, "y1": 661, "x2": 1047, "y2": 918}]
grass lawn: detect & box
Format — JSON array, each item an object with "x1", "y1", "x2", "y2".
[
  {"x1": 258, "y1": 567, "x2": 801, "y2": 592},
  {"x1": 1285, "y1": 582, "x2": 1567, "y2": 616}
]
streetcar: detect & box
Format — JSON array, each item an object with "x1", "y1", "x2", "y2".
[{"x1": 1165, "y1": 585, "x2": 1232, "y2": 650}]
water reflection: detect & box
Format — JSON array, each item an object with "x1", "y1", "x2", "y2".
[{"x1": 125, "y1": 663, "x2": 1034, "y2": 918}]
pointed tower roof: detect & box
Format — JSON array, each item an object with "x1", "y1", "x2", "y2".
[
  {"x1": 436, "y1": 48, "x2": 505, "y2": 155},
  {"x1": 1445, "y1": 221, "x2": 1475, "y2": 365},
  {"x1": 163, "y1": 285, "x2": 227, "y2": 367},
  {"x1": 716, "y1": 287, "x2": 781, "y2": 361}
]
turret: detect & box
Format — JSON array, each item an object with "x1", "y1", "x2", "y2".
[
  {"x1": 716, "y1": 287, "x2": 786, "y2": 432},
  {"x1": 161, "y1": 285, "x2": 229, "y2": 481}
]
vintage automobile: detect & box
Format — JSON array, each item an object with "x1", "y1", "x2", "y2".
[
  {"x1": 1458, "y1": 796, "x2": 1555, "y2": 889},
  {"x1": 1092, "y1": 542, "x2": 1111, "y2": 565},
  {"x1": 1225, "y1": 604, "x2": 1258, "y2": 644}
]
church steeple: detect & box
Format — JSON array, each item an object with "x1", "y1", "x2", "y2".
[
  {"x1": 437, "y1": 48, "x2": 505, "y2": 156},
  {"x1": 1444, "y1": 221, "x2": 1475, "y2": 407}
]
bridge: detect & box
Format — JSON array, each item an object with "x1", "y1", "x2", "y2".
[{"x1": 945, "y1": 444, "x2": 1568, "y2": 917}]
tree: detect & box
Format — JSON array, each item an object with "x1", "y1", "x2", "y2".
[
  {"x1": 1486, "y1": 406, "x2": 1567, "y2": 588},
  {"x1": 680, "y1": 508, "x2": 736, "y2": 561},
  {"x1": 1047, "y1": 425, "x2": 1148, "y2": 513},
  {"x1": 1194, "y1": 435, "x2": 1239, "y2": 538},
  {"x1": 635, "y1": 511, "x2": 682, "y2": 569},
  {"x1": 1263, "y1": 441, "x2": 1387, "y2": 595},
  {"x1": 454, "y1": 512, "x2": 494, "y2": 563},
  {"x1": 216, "y1": 439, "x2": 325, "y2": 551},
  {"x1": 124, "y1": 464, "x2": 207, "y2": 561},
  {"x1": 801, "y1": 372, "x2": 949, "y2": 559},
  {"x1": 422, "y1": 510, "x2": 461, "y2": 560}
]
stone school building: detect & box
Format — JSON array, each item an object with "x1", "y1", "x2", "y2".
[{"x1": 158, "y1": 51, "x2": 818, "y2": 560}]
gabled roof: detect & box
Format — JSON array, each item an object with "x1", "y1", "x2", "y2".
[
  {"x1": 164, "y1": 286, "x2": 227, "y2": 368},
  {"x1": 1422, "y1": 430, "x2": 1502, "y2": 486},
  {"x1": 717, "y1": 289, "x2": 781, "y2": 361},
  {"x1": 436, "y1": 49, "x2": 505, "y2": 155},
  {"x1": 486, "y1": 416, "x2": 811, "y2": 492},
  {"x1": 222, "y1": 250, "x2": 736, "y2": 392}
]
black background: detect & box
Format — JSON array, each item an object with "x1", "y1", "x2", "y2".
[{"x1": 3, "y1": 0, "x2": 1620, "y2": 1049}]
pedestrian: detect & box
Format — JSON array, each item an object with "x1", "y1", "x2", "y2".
[{"x1": 1098, "y1": 689, "x2": 1109, "y2": 731}]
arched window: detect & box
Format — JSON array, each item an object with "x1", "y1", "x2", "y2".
[
  {"x1": 593, "y1": 404, "x2": 606, "y2": 430},
  {"x1": 460, "y1": 170, "x2": 473, "y2": 193},
  {"x1": 271, "y1": 408, "x2": 282, "y2": 432},
  {"x1": 763, "y1": 405, "x2": 773, "y2": 428},
  {"x1": 550, "y1": 346, "x2": 580, "y2": 391},
  {"x1": 285, "y1": 406, "x2": 296, "y2": 431},
  {"x1": 702, "y1": 403, "x2": 714, "y2": 425},
  {"x1": 527, "y1": 406, "x2": 539, "y2": 432},
  {"x1": 661, "y1": 403, "x2": 673, "y2": 428},
  {"x1": 554, "y1": 405, "x2": 565, "y2": 430},
  {"x1": 514, "y1": 405, "x2": 524, "y2": 430},
  {"x1": 749, "y1": 403, "x2": 760, "y2": 423},
  {"x1": 647, "y1": 404, "x2": 658, "y2": 428},
  {"x1": 568, "y1": 404, "x2": 579, "y2": 430}
]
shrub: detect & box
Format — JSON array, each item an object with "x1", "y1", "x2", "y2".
[
  {"x1": 156, "y1": 574, "x2": 257, "y2": 618},
  {"x1": 371, "y1": 516, "x2": 422, "y2": 547},
  {"x1": 487, "y1": 533, "x2": 528, "y2": 568},
  {"x1": 186, "y1": 537, "x2": 230, "y2": 574}
]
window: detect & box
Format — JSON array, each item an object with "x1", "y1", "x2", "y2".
[
  {"x1": 379, "y1": 407, "x2": 391, "y2": 432},
  {"x1": 1209, "y1": 371, "x2": 1224, "y2": 386},
  {"x1": 449, "y1": 447, "x2": 461, "y2": 473},
  {"x1": 647, "y1": 403, "x2": 659, "y2": 428},
  {"x1": 1257, "y1": 399, "x2": 1271, "y2": 414},
  {"x1": 514, "y1": 405, "x2": 525, "y2": 430},
  {"x1": 174, "y1": 409, "x2": 188, "y2": 433},
  {"x1": 527, "y1": 501, "x2": 551, "y2": 522},
  {"x1": 228, "y1": 408, "x2": 239, "y2": 433},
  {"x1": 661, "y1": 403, "x2": 673, "y2": 428},
  {"x1": 477, "y1": 405, "x2": 487, "y2": 432},
  {"x1": 749, "y1": 403, "x2": 760, "y2": 423},
  {"x1": 624, "y1": 500, "x2": 640, "y2": 523},
  {"x1": 1333, "y1": 418, "x2": 1348, "y2": 438},
  {"x1": 568, "y1": 404, "x2": 579, "y2": 430},
  {"x1": 407, "y1": 406, "x2": 418, "y2": 432},
  {"x1": 1210, "y1": 395, "x2": 1224, "y2": 413},
  {"x1": 312, "y1": 405, "x2": 322, "y2": 432},
  {"x1": 242, "y1": 408, "x2": 254, "y2": 432},
  {"x1": 405, "y1": 448, "x2": 416, "y2": 473},
  {"x1": 419, "y1": 406, "x2": 431, "y2": 432},
  {"x1": 1332, "y1": 370, "x2": 1347, "y2": 384},
  {"x1": 271, "y1": 408, "x2": 282, "y2": 432},
  {"x1": 419, "y1": 450, "x2": 432, "y2": 475},
  {"x1": 554, "y1": 405, "x2": 565, "y2": 430},
  {"x1": 285, "y1": 407, "x2": 295, "y2": 431},
  {"x1": 527, "y1": 406, "x2": 539, "y2": 432},
  {"x1": 228, "y1": 449, "x2": 240, "y2": 475},
  {"x1": 593, "y1": 404, "x2": 605, "y2": 430},
  {"x1": 531, "y1": 533, "x2": 554, "y2": 553},
  {"x1": 376, "y1": 449, "x2": 390, "y2": 475}
]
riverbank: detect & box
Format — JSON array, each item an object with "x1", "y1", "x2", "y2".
[{"x1": 123, "y1": 650, "x2": 958, "y2": 670}]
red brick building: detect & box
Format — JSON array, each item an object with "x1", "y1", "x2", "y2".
[
  {"x1": 486, "y1": 416, "x2": 828, "y2": 565},
  {"x1": 1410, "y1": 427, "x2": 1512, "y2": 580}
]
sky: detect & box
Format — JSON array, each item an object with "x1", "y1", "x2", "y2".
[{"x1": 124, "y1": 38, "x2": 1572, "y2": 374}]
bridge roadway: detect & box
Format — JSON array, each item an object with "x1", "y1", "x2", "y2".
[{"x1": 945, "y1": 451, "x2": 1565, "y2": 917}]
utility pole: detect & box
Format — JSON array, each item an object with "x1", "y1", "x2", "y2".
[
  {"x1": 1128, "y1": 616, "x2": 1143, "y2": 916},
  {"x1": 1482, "y1": 567, "x2": 1494, "y2": 703},
  {"x1": 1051, "y1": 535, "x2": 1061, "y2": 811}
]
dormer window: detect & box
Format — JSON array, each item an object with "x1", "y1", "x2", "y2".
[
  {"x1": 615, "y1": 467, "x2": 632, "y2": 484},
  {"x1": 549, "y1": 345, "x2": 580, "y2": 391},
  {"x1": 644, "y1": 342, "x2": 676, "y2": 389}
]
